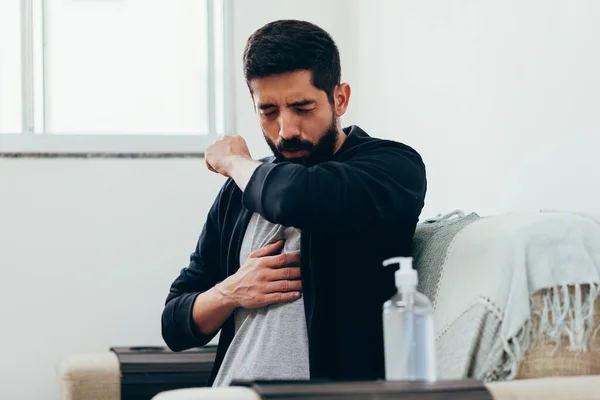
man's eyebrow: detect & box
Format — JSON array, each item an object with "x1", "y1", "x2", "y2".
[
  {"x1": 288, "y1": 99, "x2": 315, "y2": 107},
  {"x1": 258, "y1": 103, "x2": 277, "y2": 110},
  {"x1": 258, "y1": 99, "x2": 316, "y2": 110}
]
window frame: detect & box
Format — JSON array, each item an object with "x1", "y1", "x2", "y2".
[{"x1": 0, "y1": 0, "x2": 234, "y2": 155}]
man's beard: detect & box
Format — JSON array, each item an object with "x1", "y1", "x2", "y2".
[{"x1": 264, "y1": 117, "x2": 339, "y2": 166}]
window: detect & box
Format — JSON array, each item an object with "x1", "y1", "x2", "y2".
[
  {"x1": 0, "y1": 1, "x2": 22, "y2": 135},
  {"x1": 0, "y1": 0, "x2": 233, "y2": 154}
]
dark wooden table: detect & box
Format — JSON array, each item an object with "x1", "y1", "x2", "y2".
[{"x1": 231, "y1": 378, "x2": 493, "y2": 399}]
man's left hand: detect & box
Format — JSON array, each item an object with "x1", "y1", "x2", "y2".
[{"x1": 205, "y1": 135, "x2": 252, "y2": 177}]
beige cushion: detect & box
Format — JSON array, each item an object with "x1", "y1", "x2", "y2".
[
  {"x1": 152, "y1": 387, "x2": 260, "y2": 400},
  {"x1": 57, "y1": 352, "x2": 120, "y2": 400},
  {"x1": 487, "y1": 375, "x2": 600, "y2": 400}
]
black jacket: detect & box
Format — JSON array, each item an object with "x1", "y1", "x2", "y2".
[{"x1": 161, "y1": 125, "x2": 427, "y2": 385}]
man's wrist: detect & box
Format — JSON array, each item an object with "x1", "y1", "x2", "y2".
[
  {"x1": 228, "y1": 155, "x2": 262, "y2": 192},
  {"x1": 227, "y1": 154, "x2": 252, "y2": 172},
  {"x1": 215, "y1": 280, "x2": 238, "y2": 309}
]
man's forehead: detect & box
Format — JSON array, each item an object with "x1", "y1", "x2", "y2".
[
  {"x1": 250, "y1": 71, "x2": 321, "y2": 103},
  {"x1": 252, "y1": 89, "x2": 316, "y2": 104},
  {"x1": 249, "y1": 70, "x2": 312, "y2": 89}
]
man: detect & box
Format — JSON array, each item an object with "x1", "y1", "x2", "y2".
[{"x1": 161, "y1": 19, "x2": 426, "y2": 387}]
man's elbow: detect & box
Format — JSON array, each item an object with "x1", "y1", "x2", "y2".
[
  {"x1": 161, "y1": 306, "x2": 186, "y2": 352},
  {"x1": 161, "y1": 299, "x2": 193, "y2": 352},
  {"x1": 161, "y1": 297, "x2": 213, "y2": 351}
]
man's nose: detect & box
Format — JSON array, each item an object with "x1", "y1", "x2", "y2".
[{"x1": 278, "y1": 111, "x2": 302, "y2": 140}]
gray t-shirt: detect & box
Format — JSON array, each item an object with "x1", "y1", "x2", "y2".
[{"x1": 212, "y1": 213, "x2": 310, "y2": 387}]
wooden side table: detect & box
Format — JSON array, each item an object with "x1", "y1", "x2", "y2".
[{"x1": 110, "y1": 345, "x2": 217, "y2": 400}]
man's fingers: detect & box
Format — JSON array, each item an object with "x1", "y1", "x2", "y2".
[
  {"x1": 265, "y1": 279, "x2": 302, "y2": 293},
  {"x1": 249, "y1": 240, "x2": 284, "y2": 258},
  {"x1": 263, "y1": 291, "x2": 301, "y2": 305},
  {"x1": 262, "y1": 252, "x2": 301, "y2": 269},
  {"x1": 268, "y1": 267, "x2": 302, "y2": 281},
  {"x1": 205, "y1": 159, "x2": 217, "y2": 173}
]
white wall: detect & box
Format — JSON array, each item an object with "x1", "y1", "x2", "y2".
[
  {"x1": 0, "y1": 1, "x2": 355, "y2": 399},
  {"x1": 0, "y1": 159, "x2": 226, "y2": 400},
  {"x1": 351, "y1": 0, "x2": 600, "y2": 218}
]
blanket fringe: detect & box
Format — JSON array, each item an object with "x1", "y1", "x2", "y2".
[{"x1": 484, "y1": 283, "x2": 600, "y2": 382}]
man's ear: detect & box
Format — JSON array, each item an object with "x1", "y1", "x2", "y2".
[{"x1": 334, "y1": 83, "x2": 351, "y2": 117}]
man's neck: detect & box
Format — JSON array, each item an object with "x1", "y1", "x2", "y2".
[{"x1": 333, "y1": 127, "x2": 348, "y2": 154}]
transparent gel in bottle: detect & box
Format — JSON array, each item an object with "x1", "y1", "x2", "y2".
[{"x1": 382, "y1": 257, "x2": 436, "y2": 381}]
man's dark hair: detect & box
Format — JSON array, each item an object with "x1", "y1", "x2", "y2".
[{"x1": 243, "y1": 19, "x2": 341, "y2": 104}]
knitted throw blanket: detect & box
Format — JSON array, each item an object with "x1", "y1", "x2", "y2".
[{"x1": 413, "y1": 211, "x2": 600, "y2": 381}]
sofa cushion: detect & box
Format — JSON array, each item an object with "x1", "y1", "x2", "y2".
[{"x1": 57, "y1": 352, "x2": 120, "y2": 400}]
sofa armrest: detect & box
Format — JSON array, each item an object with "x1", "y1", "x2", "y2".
[{"x1": 57, "y1": 352, "x2": 120, "y2": 400}]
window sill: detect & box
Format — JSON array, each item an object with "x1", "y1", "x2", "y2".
[
  {"x1": 0, "y1": 152, "x2": 204, "y2": 159},
  {"x1": 0, "y1": 133, "x2": 213, "y2": 157}
]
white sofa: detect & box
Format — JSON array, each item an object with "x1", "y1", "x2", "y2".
[
  {"x1": 57, "y1": 211, "x2": 600, "y2": 400},
  {"x1": 57, "y1": 353, "x2": 600, "y2": 400}
]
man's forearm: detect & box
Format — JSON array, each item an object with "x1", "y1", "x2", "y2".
[
  {"x1": 191, "y1": 282, "x2": 238, "y2": 336},
  {"x1": 228, "y1": 155, "x2": 262, "y2": 192}
]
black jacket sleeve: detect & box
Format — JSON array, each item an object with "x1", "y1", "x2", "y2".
[
  {"x1": 242, "y1": 143, "x2": 426, "y2": 233},
  {"x1": 161, "y1": 186, "x2": 224, "y2": 351}
]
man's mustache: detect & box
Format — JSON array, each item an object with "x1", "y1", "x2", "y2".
[{"x1": 277, "y1": 138, "x2": 314, "y2": 152}]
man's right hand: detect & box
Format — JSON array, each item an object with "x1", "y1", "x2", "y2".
[{"x1": 218, "y1": 240, "x2": 302, "y2": 309}]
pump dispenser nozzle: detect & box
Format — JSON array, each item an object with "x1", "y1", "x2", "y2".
[{"x1": 383, "y1": 257, "x2": 418, "y2": 288}]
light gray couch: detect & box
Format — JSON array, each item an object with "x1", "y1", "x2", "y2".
[{"x1": 58, "y1": 211, "x2": 600, "y2": 400}]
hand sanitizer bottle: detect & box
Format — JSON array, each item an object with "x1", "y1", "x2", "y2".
[{"x1": 382, "y1": 257, "x2": 436, "y2": 381}]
